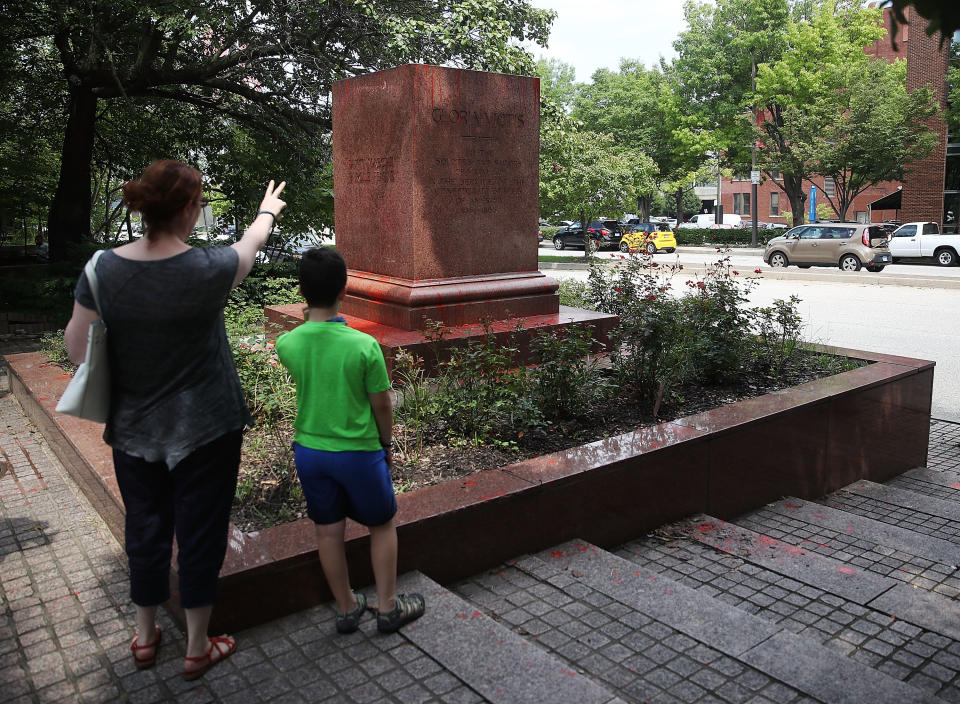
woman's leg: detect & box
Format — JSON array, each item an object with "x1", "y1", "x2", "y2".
[
  {"x1": 171, "y1": 430, "x2": 242, "y2": 655},
  {"x1": 113, "y1": 450, "x2": 175, "y2": 625}
]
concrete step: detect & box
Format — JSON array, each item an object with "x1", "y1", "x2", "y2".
[
  {"x1": 888, "y1": 467, "x2": 960, "y2": 502},
  {"x1": 619, "y1": 515, "x2": 960, "y2": 700},
  {"x1": 733, "y1": 497, "x2": 960, "y2": 600},
  {"x1": 454, "y1": 539, "x2": 944, "y2": 704},
  {"x1": 814, "y1": 480, "x2": 960, "y2": 548},
  {"x1": 388, "y1": 571, "x2": 623, "y2": 704}
]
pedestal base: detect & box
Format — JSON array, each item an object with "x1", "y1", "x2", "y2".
[
  {"x1": 265, "y1": 305, "x2": 618, "y2": 377},
  {"x1": 343, "y1": 270, "x2": 560, "y2": 330}
]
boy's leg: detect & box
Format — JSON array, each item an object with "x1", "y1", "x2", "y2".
[
  {"x1": 368, "y1": 518, "x2": 398, "y2": 612},
  {"x1": 314, "y1": 520, "x2": 357, "y2": 613}
]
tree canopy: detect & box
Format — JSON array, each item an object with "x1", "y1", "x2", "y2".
[{"x1": 2, "y1": 0, "x2": 554, "y2": 258}]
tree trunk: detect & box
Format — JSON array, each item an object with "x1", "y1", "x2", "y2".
[
  {"x1": 637, "y1": 195, "x2": 650, "y2": 222},
  {"x1": 48, "y1": 88, "x2": 97, "y2": 261},
  {"x1": 674, "y1": 188, "x2": 683, "y2": 227},
  {"x1": 782, "y1": 174, "x2": 806, "y2": 226}
]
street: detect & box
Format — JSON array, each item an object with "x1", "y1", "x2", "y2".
[{"x1": 545, "y1": 253, "x2": 960, "y2": 421}]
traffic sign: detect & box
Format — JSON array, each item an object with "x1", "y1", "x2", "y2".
[{"x1": 750, "y1": 170, "x2": 761, "y2": 184}]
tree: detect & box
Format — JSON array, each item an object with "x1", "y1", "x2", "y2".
[
  {"x1": 753, "y1": 2, "x2": 889, "y2": 224},
  {"x1": 573, "y1": 60, "x2": 708, "y2": 223},
  {"x1": 3, "y1": 0, "x2": 554, "y2": 259},
  {"x1": 794, "y1": 59, "x2": 937, "y2": 220},
  {"x1": 534, "y1": 57, "x2": 579, "y2": 112}
]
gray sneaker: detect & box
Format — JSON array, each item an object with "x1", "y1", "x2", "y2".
[
  {"x1": 377, "y1": 593, "x2": 425, "y2": 634},
  {"x1": 335, "y1": 591, "x2": 367, "y2": 634}
]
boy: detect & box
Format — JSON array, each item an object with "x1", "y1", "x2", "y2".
[{"x1": 276, "y1": 248, "x2": 424, "y2": 634}]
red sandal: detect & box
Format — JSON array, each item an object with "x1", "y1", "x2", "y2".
[
  {"x1": 182, "y1": 635, "x2": 236, "y2": 681},
  {"x1": 130, "y1": 626, "x2": 162, "y2": 670}
]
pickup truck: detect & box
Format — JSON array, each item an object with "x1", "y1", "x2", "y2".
[{"x1": 888, "y1": 222, "x2": 960, "y2": 266}]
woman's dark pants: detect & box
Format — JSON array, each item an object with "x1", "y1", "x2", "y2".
[{"x1": 113, "y1": 430, "x2": 242, "y2": 609}]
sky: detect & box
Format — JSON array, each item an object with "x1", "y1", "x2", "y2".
[{"x1": 528, "y1": 0, "x2": 689, "y2": 82}]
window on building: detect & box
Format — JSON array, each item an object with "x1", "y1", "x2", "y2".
[
  {"x1": 733, "y1": 193, "x2": 751, "y2": 215},
  {"x1": 823, "y1": 177, "x2": 836, "y2": 198},
  {"x1": 769, "y1": 192, "x2": 779, "y2": 216}
]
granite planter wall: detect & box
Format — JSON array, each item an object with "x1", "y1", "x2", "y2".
[{"x1": 4, "y1": 347, "x2": 933, "y2": 632}]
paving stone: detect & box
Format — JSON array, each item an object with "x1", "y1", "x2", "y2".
[
  {"x1": 771, "y1": 496, "x2": 960, "y2": 568},
  {"x1": 690, "y1": 517, "x2": 895, "y2": 605},
  {"x1": 397, "y1": 571, "x2": 622, "y2": 703},
  {"x1": 741, "y1": 630, "x2": 939, "y2": 704}
]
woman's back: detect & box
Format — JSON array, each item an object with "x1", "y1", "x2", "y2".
[{"x1": 75, "y1": 246, "x2": 250, "y2": 468}]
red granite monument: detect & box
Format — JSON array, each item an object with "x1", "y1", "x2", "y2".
[{"x1": 266, "y1": 64, "x2": 615, "y2": 372}]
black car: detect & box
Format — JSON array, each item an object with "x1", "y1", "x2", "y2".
[
  {"x1": 552, "y1": 225, "x2": 617, "y2": 251},
  {"x1": 588, "y1": 220, "x2": 624, "y2": 244}
]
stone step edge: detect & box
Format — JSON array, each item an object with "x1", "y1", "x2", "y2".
[
  {"x1": 392, "y1": 570, "x2": 624, "y2": 704},
  {"x1": 841, "y1": 480, "x2": 960, "y2": 523},
  {"x1": 520, "y1": 540, "x2": 943, "y2": 704},
  {"x1": 766, "y1": 496, "x2": 960, "y2": 575},
  {"x1": 692, "y1": 513, "x2": 960, "y2": 651}
]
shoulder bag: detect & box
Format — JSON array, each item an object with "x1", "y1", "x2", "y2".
[{"x1": 56, "y1": 250, "x2": 110, "y2": 422}]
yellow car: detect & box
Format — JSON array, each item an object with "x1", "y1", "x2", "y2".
[{"x1": 620, "y1": 222, "x2": 677, "y2": 254}]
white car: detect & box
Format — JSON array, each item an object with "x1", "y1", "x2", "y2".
[{"x1": 888, "y1": 222, "x2": 959, "y2": 266}]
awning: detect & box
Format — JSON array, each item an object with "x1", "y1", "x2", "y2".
[{"x1": 869, "y1": 189, "x2": 902, "y2": 210}]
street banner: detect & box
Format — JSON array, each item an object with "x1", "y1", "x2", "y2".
[{"x1": 809, "y1": 186, "x2": 816, "y2": 223}]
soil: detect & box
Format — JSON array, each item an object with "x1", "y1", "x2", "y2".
[{"x1": 231, "y1": 355, "x2": 863, "y2": 533}]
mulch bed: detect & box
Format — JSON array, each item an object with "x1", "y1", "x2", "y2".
[{"x1": 231, "y1": 356, "x2": 858, "y2": 532}]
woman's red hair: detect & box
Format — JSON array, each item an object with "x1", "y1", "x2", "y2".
[{"x1": 123, "y1": 160, "x2": 202, "y2": 237}]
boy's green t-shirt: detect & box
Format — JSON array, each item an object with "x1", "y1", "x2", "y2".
[{"x1": 276, "y1": 321, "x2": 391, "y2": 451}]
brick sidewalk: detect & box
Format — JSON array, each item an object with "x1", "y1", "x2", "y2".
[{"x1": 3, "y1": 364, "x2": 959, "y2": 703}]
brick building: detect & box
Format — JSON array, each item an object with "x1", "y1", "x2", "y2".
[{"x1": 708, "y1": 7, "x2": 954, "y2": 231}]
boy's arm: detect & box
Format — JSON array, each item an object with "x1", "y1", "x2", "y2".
[{"x1": 368, "y1": 390, "x2": 393, "y2": 466}]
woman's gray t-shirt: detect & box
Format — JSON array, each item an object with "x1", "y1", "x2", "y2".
[{"x1": 74, "y1": 247, "x2": 252, "y2": 469}]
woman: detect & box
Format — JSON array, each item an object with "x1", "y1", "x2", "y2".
[{"x1": 64, "y1": 160, "x2": 286, "y2": 680}]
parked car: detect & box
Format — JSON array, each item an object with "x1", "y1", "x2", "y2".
[
  {"x1": 679, "y1": 213, "x2": 743, "y2": 229},
  {"x1": 620, "y1": 222, "x2": 677, "y2": 254},
  {"x1": 888, "y1": 221, "x2": 959, "y2": 266},
  {"x1": 763, "y1": 223, "x2": 891, "y2": 272},
  {"x1": 588, "y1": 220, "x2": 625, "y2": 245},
  {"x1": 538, "y1": 229, "x2": 544, "y2": 244},
  {"x1": 552, "y1": 226, "x2": 617, "y2": 251}
]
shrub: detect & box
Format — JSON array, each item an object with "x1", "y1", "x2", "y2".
[
  {"x1": 528, "y1": 326, "x2": 610, "y2": 423},
  {"x1": 673, "y1": 228, "x2": 783, "y2": 246},
  {"x1": 557, "y1": 279, "x2": 592, "y2": 309}
]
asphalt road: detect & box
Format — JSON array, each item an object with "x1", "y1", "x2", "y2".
[{"x1": 545, "y1": 255, "x2": 960, "y2": 422}]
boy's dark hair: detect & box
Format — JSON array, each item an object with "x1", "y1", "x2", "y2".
[{"x1": 299, "y1": 247, "x2": 348, "y2": 308}]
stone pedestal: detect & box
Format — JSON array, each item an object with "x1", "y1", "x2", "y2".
[{"x1": 332, "y1": 64, "x2": 558, "y2": 329}]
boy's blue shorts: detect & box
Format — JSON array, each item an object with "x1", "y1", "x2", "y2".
[{"x1": 292, "y1": 444, "x2": 397, "y2": 527}]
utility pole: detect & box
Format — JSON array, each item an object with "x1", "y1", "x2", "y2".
[{"x1": 750, "y1": 55, "x2": 759, "y2": 248}]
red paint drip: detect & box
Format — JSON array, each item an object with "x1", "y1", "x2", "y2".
[
  {"x1": 471, "y1": 611, "x2": 483, "y2": 618},
  {"x1": 758, "y1": 535, "x2": 778, "y2": 546},
  {"x1": 784, "y1": 503, "x2": 800, "y2": 508},
  {"x1": 697, "y1": 523, "x2": 715, "y2": 533},
  {"x1": 950, "y1": 483, "x2": 960, "y2": 489},
  {"x1": 837, "y1": 566, "x2": 856, "y2": 575},
  {"x1": 814, "y1": 514, "x2": 824, "y2": 519},
  {"x1": 550, "y1": 550, "x2": 564, "y2": 559}
]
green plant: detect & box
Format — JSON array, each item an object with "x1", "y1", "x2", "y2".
[
  {"x1": 557, "y1": 279, "x2": 593, "y2": 309},
  {"x1": 752, "y1": 295, "x2": 804, "y2": 376},
  {"x1": 529, "y1": 326, "x2": 610, "y2": 422},
  {"x1": 39, "y1": 330, "x2": 75, "y2": 372},
  {"x1": 392, "y1": 348, "x2": 431, "y2": 462},
  {"x1": 428, "y1": 318, "x2": 535, "y2": 443}
]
